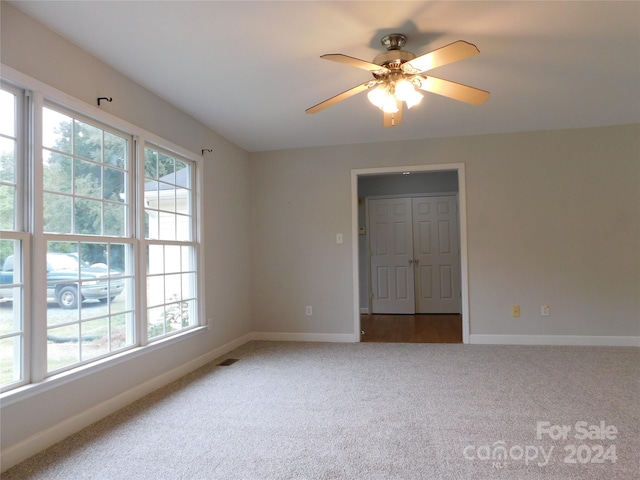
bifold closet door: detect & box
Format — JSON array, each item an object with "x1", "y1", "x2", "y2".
[
  {"x1": 368, "y1": 197, "x2": 415, "y2": 314},
  {"x1": 369, "y1": 196, "x2": 461, "y2": 314},
  {"x1": 412, "y1": 196, "x2": 461, "y2": 314}
]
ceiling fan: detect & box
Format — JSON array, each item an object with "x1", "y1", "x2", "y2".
[{"x1": 306, "y1": 34, "x2": 490, "y2": 127}]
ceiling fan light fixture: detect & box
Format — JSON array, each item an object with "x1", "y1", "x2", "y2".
[
  {"x1": 393, "y1": 78, "x2": 414, "y2": 101},
  {"x1": 394, "y1": 78, "x2": 423, "y2": 109},
  {"x1": 366, "y1": 84, "x2": 388, "y2": 109},
  {"x1": 404, "y1": 88, "x2": 424, "y2": 109},
  {"x1": 367, "y1": 84, "x2": 398, "y2": 112},
  {"x1": 381, "y1": 96, "x2": 399, "y2": 113}
]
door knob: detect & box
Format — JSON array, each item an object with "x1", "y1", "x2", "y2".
[
  {"x1": 414, "y1": 259, "x2": 420, "y2": 264},
  {"x1": 408, "y1": 259, "x2": 413, "y2": 264}
]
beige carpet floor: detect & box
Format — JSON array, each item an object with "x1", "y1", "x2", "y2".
[{"x1": 3, "y1": 341, "x2": 639, "y2": 479}]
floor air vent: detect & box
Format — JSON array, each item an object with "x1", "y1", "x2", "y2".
[{"x1": 218, "y1": 358, "x2": 239, "y2": 366}]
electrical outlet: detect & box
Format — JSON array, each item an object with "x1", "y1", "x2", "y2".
[
  {"x1": 306, "y1": 306, "x2": 312, "y2": 316},
  {"x1": 512, "y1": 305, "x2": 521, "y2": 317},
  {"x1": 541, "y1": 305, "x2": 550, "y2": 317}
]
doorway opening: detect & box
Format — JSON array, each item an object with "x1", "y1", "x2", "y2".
[{"x1": 351, "y1": 164, "x2": 470, "y2": 343}]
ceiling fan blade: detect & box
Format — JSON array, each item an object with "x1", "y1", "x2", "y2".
[
  {"x1": 306, "y1": 80, "x2": 377, "y2": 114},
  {"x1": 321, "y1": 54, "x2": 389, "y2": 75},
  {"x1": 402, "y1": 40, "x2": 480, "y2": 74},
  {"x1": 383, "y1": 101, "x2": 403, "y2": 127},
  {"x1": 417, "y1": 76, "x2": 490, "y2": 105}
]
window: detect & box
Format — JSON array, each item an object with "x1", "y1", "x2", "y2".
[
  {"x1": 0, "y1": 88, "x2": 19, "y2": 232},
  {"x1": 0, "y1": 84, "x2": 27, "y2": 391},
  {"x1": 42, "y1": 107, "x2": 130, "y2": 237},
  {"x1": 0, "y1": 72, "x2": 203, "y2": 394},
  {"x1": 144, "y1": 147, "x2": 198, "y2": 340},
  {"x1": 42, "y1": 106, "x2": 136, "y2": 373}
]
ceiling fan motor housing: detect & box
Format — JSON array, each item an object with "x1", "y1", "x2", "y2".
[
  {"x1": 373, "y1": 34, "x2": 416, "y2": 77},
  {"x1": 373, "y1": 50, "x2": 416, "y2": 70}
]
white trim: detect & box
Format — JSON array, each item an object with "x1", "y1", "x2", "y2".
[
  {"x1": 469, "y1": 334, "x2": 640, "y2": 347},
  {"x1": 351, "y1": 171, "x2": 362, "y2": 341},
  {"x1": 196, "y1": 148, "x2": 207, "y2": 329},
  {"x1": 360, "y1": 308, "x2": 369, "y2": 314},
  {"x1": 0, "y1": 332, "x2": 254, "y2": 472},
  {"x1": 457, "y1": 165, "x2": 470, "y2": 344},
  {"x1": 30, "y1": 89, "x2": 47, "y2": 383},
  {"x1": 134, "y1": 136, "x2": 148, "y2": 347},
  {"x1": 365, "y1": 191, "x2": 459, "y2": 200},
  {"x1": 351, "y1": 163, "x2": 470, "y2": 344},
  {"x1": 1, "y1": 326, "x2": 207, "y2": 406},
  {"x1": 250, "y1": 333, "x2": 640, "y2": 347},
  {"x1": 251, "y1": 332, "x2": 358, "y2": 343}
]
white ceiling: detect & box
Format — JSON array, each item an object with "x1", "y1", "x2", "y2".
[{"x1": 10, "y1": 1, "x2": 640, "y2": 152}]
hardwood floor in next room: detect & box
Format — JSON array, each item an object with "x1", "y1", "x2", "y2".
[{"x1": 360, "y1": 314, "x2": 462, "y2": 343}]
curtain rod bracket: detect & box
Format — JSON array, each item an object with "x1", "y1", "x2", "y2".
[
  {"x1": 97, "y1": 97, "x2": 113, "y2": 106},
  {"x1": 202, "y1": 149, "x2": 213, "y2": 155}
]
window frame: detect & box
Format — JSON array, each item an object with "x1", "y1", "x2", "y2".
[
  {"x1": 142, "y1": 143, "x2": 200, "y2": 343},
  {"x1": 0, "y1": 81, "x2": 30, "y2": 393},
  {"x1": 0, "y1": 65, "x2": 207, "y2": 400},
  {"x1": 39, "y1": 102, "x2": 138, "y2": 375}
]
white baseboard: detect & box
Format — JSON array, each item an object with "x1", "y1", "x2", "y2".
[
  {"x1": 0, "y1": 332, "x2": 254, "y2": 472},
  {"x1": 360, "y1": 307, "x2": 369, "y2": 314},
  {"x1": 469, "y1": 334, "x2": 640, "y2": 347},
  {"x1": 251, "y1": 331, "x2": 358, "y2": 343}
]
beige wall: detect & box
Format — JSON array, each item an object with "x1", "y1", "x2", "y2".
[{"x1": 250, "y1": 126, "x2": 640, "y2": 339}]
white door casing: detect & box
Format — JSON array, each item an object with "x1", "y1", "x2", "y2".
[{"x1": 352, "y1": 163, "x2": 470, "y2": 343}]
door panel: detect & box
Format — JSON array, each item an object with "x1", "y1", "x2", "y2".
[
  {"x1": 395, "y1": 265, "x2": 411, "y2": 300},
  {"x1": 376, "y1": 266, "x2": 390, "y2": 300},
  {"x1": 394, "y1": 222, "x2": 409, "y2": 255},
  {"x1": 417, "y1": 221, "x2": 432, "y2": 255},
  {"x1": 438, "y1": 220, "x2": 451, "y2": 253},
  {"x1": 369, "y1": 198, "x2": 414, "y2": 314},
  {"x1": 418, "y1": 264, "x2": 433, "y2": 299},
  {"x1": 440, "y1": 265, "x2": 453, "y2": 299},
  {"x1": 413, "y1": 196, "x2": 461, "y2": 313}
]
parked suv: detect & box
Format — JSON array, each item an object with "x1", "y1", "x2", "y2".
[{"x1": 0, "y1": 253, "x2": 124, "y2": 309}]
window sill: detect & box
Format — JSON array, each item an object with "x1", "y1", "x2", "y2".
[{"x1": 0, "y1": 325, "x2": 208, "y2": 407}]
